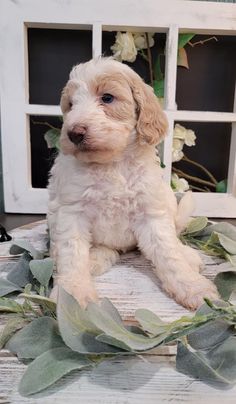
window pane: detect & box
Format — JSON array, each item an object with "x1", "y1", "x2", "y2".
[
  {"x1": 172, "y1": 121, "x2": 232, "y2": 193},
  {"x1": 30, "y1": 115, "x2": 62, "y2": 188},
  {"x1": 28, "y1": 28, "x2": 92, "y2": 105},
  {"x1": 176, "y1": 35, "x2": 236, "y2": 112}
]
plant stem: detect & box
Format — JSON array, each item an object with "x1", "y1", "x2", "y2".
[
  {"x1": 189, "y1": 36, "x2": 218, "y2": 47},
  {"x1": 145, "y1": 33, "x2": 154, "y2": 88},
  {"x1": 31, "y1": 120, "x2": 59, "y2": 131},
  {"x1": 189, "y1": 185, "x2": 208, "y2": 192},
  {"x1": 182, "y1": 155, "x2": 218, "y2": 185},
  {"x1": 172, "y1": 167, "x2": 216, "y2": 188},
  {"x1": 165, "y1": 312, "x2": 223, "y2": 344},
  {"x1": 139, "y1": 49, "x2": 148, "y2": 62}
]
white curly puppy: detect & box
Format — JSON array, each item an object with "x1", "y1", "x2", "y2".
[{"x1": 48, "y1": 58, "x2": 219, "y2": 310}]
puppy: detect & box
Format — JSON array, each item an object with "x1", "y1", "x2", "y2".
[{"x1": 48, "y1": 58, "x2": 219, "y2": 310}]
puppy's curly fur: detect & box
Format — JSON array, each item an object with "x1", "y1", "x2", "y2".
[{"x1": 48, "y1": 58, "x2": 218, "y2": 309}]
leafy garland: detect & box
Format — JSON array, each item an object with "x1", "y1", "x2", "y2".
[{"x1": 1, "y1": 218, "x2": 236, "y2": 396}]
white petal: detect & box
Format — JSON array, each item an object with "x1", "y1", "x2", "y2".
[{"x1": 172, "y1": 149, "x2": 184, "y2": 162}]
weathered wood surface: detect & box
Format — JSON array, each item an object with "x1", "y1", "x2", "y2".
[{"x1": 0, "y1": 221, "x2": 236, "y2": 403}]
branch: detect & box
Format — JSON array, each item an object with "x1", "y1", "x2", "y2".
[
  {"x1": 172, "y1": 167, "x2": 216, "y2": 188},
  {"x1": 145, "y1": 33, "x2": 154, "y2": 88},
  {"x1": 31, "y1": 120, "x2": 60, "y2": 131},
  {"x1": 182, "y1": 155, "x2": 218, "y2": 185},
  {"x1": 188, "y1": 36, "x2": 218, "y2": 48},
  {"x1": 189, "y1": 185, "x2": 208, "y2": 192}
]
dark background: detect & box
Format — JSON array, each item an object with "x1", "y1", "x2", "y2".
[{"x1": 28, "y1": 29, "x2": 236, "y2": 189}]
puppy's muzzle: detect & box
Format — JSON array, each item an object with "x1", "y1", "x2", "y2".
[{"x1": 68, "y1": 126, "x2": 87, "y2": 145}]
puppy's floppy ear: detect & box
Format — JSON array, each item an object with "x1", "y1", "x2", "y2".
[
  {"x1": 131, "y1": 77, "x2": 168, "y2": 145},
  {"x1": 60, "y1": 80, "x2": 78, "y2": 114}
]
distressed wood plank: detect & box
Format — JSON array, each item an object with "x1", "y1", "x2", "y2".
[{"x1": 0, "y1": 355, "x2": 236, "y2": 403}]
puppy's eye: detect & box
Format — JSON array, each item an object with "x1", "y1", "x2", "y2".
[
  {"x1": 68, "y1": 101, "x2": 73, "y2": 109},
  {"x1": 101, "y1": 93, "x2": 114, "y2": 104}
]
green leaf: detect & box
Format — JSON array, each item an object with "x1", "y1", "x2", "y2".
[
  {"x1": 199, "y1": 222, "x2": 236, "y2": 242},
  {"x1": 44, "y1": 128, "x2": 60, "y2": 150},
  {"x1": 57, "y1": 288, "x2": 123, "y2": 354},
  {"x1": 176, "y1": 341, "x2": 236, "y2": 389},
  {"x1": 214, "y1": 271, "x2": 236, "y2": 300},
  {"x1": 20, "y1": 293, "x2": 56, "y2": 314},
  {"x1": 154, "y1": 54, "x2": 163, "y2": 82},
  {"x1": 9, "y1": 240, "x2": 44, "y2": 260},
  {"x1": 19, "y1": 347, "x2": 93, "y2": 396},
  {"x1": 29, "y1": 258, "x2": 54, "y2": 287},
  {"x1": 0, "y1": 297, "x2": 23, "y2": 313},
  {"x1": 216, "y1": 179, "x2": 227, "y2": 193},
  {"x1": 184, "y1": 217, "x2": 208, "y2": 235},
  {"x1": 187, "y1": 318, "x2": 233, "y2": 351},
  {"x1": 207, "y1": 231, "x2": 221, "y2": 245},
  {"x1": 185, "y1": 300, "x2": 234, "y2": 350},
  {"x1": 226, "y1": 254, "x2": 236, "y2": 267},
  {"x1": 207, "y1": 336, "x2": 236, "y2": 384},
  {"x1": 86, "y1": 301, "x2": 168, "y2": 352},
  {"x1": 0, "y1": 278, "x2": 23, "y2": 297},
  {"x1": 135, "y1": 308, "x2": 167, "y2": 336},
  {"x1": 0, "y1": 317, "x2": 28, "y2": 349},
  {"x1": 153, "y1": 79, "x2": 164, "y2": 98},
  {"x1": 24, "y1": 283, "x2": 32, "y2": 294},
  {"x1": 6, "y1": 317, "x2": 64, "y2": 358},
  {"x1": 176, "y1": 342, "x2": 227, "y2": 387},
  {"x1": 217, "y1": 233, "x2": 236, "y2": 255},
  {"x1": 7, "y1": 252, "x2": 33, "y2": 287},
  {"x1": 178, "y1": 33, "x2": 195, "y2": 49},
  {"x1": 96, "y1": 334, "x2": 131, "y2": 351},
  {"x1": 100, "y1": 298, "x2": 123, "y2": 326}
]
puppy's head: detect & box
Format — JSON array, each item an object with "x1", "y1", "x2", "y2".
[{"x1": 60, "y1": 58, "x2": 167, "y2": 163}]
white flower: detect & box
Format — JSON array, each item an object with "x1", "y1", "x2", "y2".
[
  {"x1": 171, "y1": 173, "x2": 189, "y2": 192},
  {"x1": 184, "y1": 128, "x2": 196, "y2": 146},
  {"x1": 172, "y1": 149, "x2": 184, "y2": 162},
  {"x1": 111, "y1": 32, "x2": 137, "y2": 62},
  {"x1": 173, "y1": 124, "x2": 186, "y2": 140},
  {"x1": 111, "y1": 32, "x2": 155, "y2": 63},
  {"x1": 174, "y1": 124, "x2": 196, "y2": 146},
  {"x1": 172, "y1": 138, "x2": 184, "y2": 162},
  {"x1": 172, "y1": 124, "x2": 196, "y2": 162},
  {"x1": 133, "y1": 33, "x2": 155, "y2": 50}
]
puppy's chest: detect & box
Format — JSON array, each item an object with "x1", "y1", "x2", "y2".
[
  {"x1": 83, "y1": 172, "x2": 139, "y2": 250},
  {"x1": 82, "y1": 171, "x2": 138, "y2": 218}
]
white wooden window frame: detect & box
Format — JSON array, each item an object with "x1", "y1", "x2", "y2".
[{"x1": 0, "y1": 0, "x2": 236, "y2": 216}]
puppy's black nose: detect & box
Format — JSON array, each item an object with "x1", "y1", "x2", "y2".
[{"x1": 68, "y1": 126, "x2": 87, "y2": 145}]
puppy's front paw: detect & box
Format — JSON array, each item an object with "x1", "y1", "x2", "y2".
[
  {"x1": 56, "y1": 276, "x2": 98, "y2": 308},
  {"x1": 178, "y1": 278, "x2": 219, "y2": 311},
  {"x1": 72, "y1": 283, "x2": 98, "y2": 308}
]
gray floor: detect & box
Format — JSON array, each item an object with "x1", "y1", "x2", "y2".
[{"x1": 0, "y1": 214, "x2": 46, "y2": 231}]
